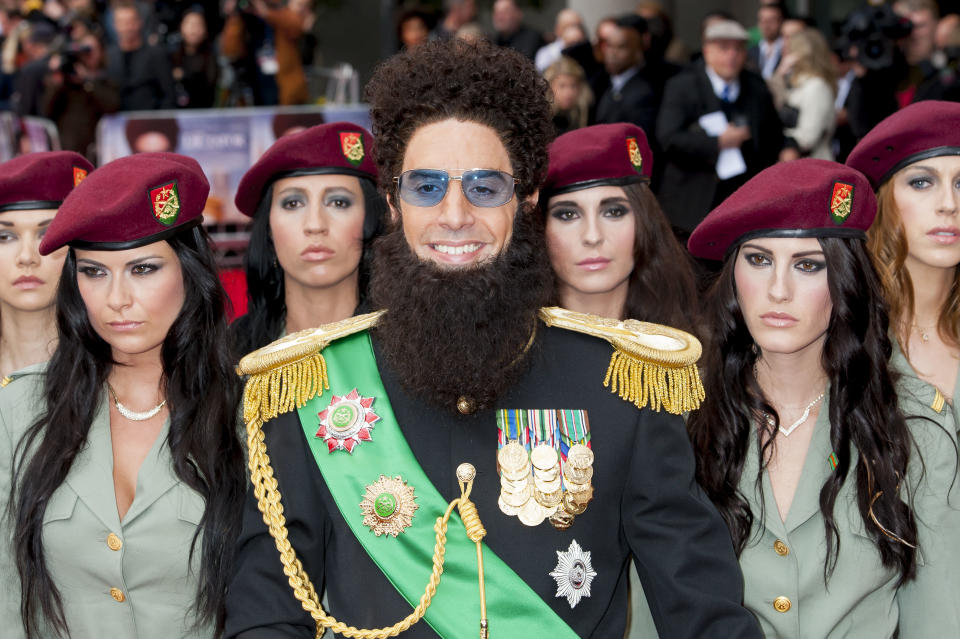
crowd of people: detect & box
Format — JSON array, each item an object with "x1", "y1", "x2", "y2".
[{"x1": 1, "y1": 1, "x2": 960, "y2": 639}]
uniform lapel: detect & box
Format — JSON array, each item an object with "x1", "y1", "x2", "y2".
[
  {"x1": 743, "y1": 425, "x2": 788, "y2": 540},
  {"x1": 64, "y1": 390, "x2": 122, "y2": 531},
  {"x1": 121, "y1": 417, "x2": 175, "y2": 526},
  {"x1": 783, "y1": 390, "x2": 834, "y2": 532}
]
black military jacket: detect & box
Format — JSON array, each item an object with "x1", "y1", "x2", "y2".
[{"x1": 225, "y1": 325, "x2": 762, "y2": 638}]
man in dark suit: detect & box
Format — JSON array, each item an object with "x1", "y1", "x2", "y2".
[
  {"x1": 657, "y1": 19, "x2": 783, "y2": 235},
  {"x1": 224, "y1": 37, "x2": 762, "y2": 639},
  {"x1": 746, "y1": 1, "x2": 786, "y2": 80},
  {"x1": 594, "y1": 15, "x2": 659, "y2": 135}
]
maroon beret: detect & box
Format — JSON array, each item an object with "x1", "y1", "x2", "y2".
[
  {"x1": 846, "y1": 100, "x2": 960, "y2": 188},
  {"x1": 542, "y1": 123, "x2": 652, "y2": 196},
  {"x1": 40, "y1": 152, "x2": 208, "y2": 255},
  {"x1": 235, "y1": 122, "x2": 377, "y2": 216},
  {"x1": 0, "y1": 151, "x2": 94, "y2": 212},
  {"x1": 688, "y1": 159, "x2": 876, "y2": 261}
]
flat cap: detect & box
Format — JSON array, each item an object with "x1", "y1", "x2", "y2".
[
  {"x1": 542, "y1": 123, "x2": 652, "y2": 197},
  {"x1": 0, "y1": 151, "x2": 93, "y2": 212},
  {"x1": 235, "y1": 122, "x2": 377, "y2": 216},
  {"x1": 846, "y1": 100, "x2": 960, "y2": 188},
  {"x1": 704, "y1": 20, "x2": 749, "y2": 41},
  {"x1": 688, "y1": 158, "x2": 875, "y2": 261},
  {"x1": 40, "y1": 152, "x2": 208, "y2": 255}
]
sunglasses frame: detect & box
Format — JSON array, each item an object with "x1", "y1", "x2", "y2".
[{"x1": 392, "y1": 168, "x2": 520, "y2": 208}]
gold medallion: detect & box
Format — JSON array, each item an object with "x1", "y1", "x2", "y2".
[
  {"x1": 563, "y1": 465, "x2": 594, "y2": 484},
  {"x1": 498, "y1": 441, "x2": 529, "y2": 471},
  {"x1": 518, "y1": 499, "x2": 546, "y2": 526},
  {"x1": 498, "y1": 495, "x2": 520, "y2": 516},
  {"x1": 360, "y1": 475, "x2": 418, "y2": 537},
  {"x1": 535, "y1": 487, "x2": 563, "y2": 508},
  {"x1": 534, "y1": 473, "x2": 562, "y2": 493},
  {"x1": 530, "y1": 444, "x2": 559, "y2": 471},
  {"x1": 500, "y1": 483, "x2": 533, "y2": 508},
  {"x1": 562, "y1": 491, "x2": 588, "y2": 515},
  {"x1": 549, "y1": 509, "x2": 575, "y2": 530},
  {"x1": 566, "y1": 444, "x2": 594, "y2": 468}
]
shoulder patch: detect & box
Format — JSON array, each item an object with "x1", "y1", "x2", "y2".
[
  {"x1": 238, "y1": 310, "x2": 384, "y2": 426},
  {"x1": 539, "y1": 307, "x2": 704, "y2": 414}
]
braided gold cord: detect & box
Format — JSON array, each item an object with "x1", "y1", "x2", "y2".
[{"x1": 244, "y1": 375, "x2": 486, "y2": 638}]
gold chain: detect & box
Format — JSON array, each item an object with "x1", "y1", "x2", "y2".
[{"x1": 244, "y1": 379, "x2": 489, "y2": 638}]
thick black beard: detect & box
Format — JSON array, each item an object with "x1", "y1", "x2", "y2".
[{"x1": 369, "y1": 205, "x2": 553, "y2": 412}]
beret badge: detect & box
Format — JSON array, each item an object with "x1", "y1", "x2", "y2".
[
  {"x1": 150, "y1": 181, "x2": 181, "y2": 226},
  {"x1": 830, "y1": 181, "x2": 854, "y2": 225},
  {"x1": 339, "y1": 131, "x2": 365, "y2": 167},
  {"x1": 73, "y1": 166, "x2": 88, "y2": 186},
  {"x1": 626, "y1": 137, "x2": 643, "y2": 174}
]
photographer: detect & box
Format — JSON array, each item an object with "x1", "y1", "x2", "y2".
[
  {"x1": 41, "y1": 28, "x2": 118, "y2": 160},
  {"x1": 838, "y1": 3, "x2": 905, "y2": 139}
]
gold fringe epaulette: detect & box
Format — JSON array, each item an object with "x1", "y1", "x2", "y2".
[
  {"x1": 237, "y1": 310, "x2": 385, "y2": 425},
  {"x1": 539, "y1": 307, "x2": 705, "y2": 414}
]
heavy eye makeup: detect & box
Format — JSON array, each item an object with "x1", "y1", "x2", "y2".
[
  {"x1": 740, "y1": 246, "x2": 825, "y2": 273},
  {"x1": 77, "y1": 257, "x2": 164, "y2": 279}
]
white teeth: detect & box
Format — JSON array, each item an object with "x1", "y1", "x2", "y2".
[
  {"x1": 433, "y1": 243, "x2": 481, "y2": 255},
  {"x1": 935, "y1": 231, "x2": 956, "y2": 236}
]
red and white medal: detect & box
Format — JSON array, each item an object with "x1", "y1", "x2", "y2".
[{"x1": 315, "y1": 389, "x2": 380, "y2": 453}]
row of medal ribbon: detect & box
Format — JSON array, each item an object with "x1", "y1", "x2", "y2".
[{"x1": 496, "y1": 409, "x2": 594, "y2": 530}]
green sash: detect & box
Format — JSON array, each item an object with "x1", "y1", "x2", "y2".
[{"x1": 295, "y1": 331, "x2": 578, "y2": 639}]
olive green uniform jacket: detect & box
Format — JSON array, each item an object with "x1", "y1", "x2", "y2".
[
  {"x1": 890, "y1": 340, "x2": 960, "y2": 435},
  {"x1": 738, "y1": 379, "x2": 960, "y2": 638},
  {"x1": 0, "y1": 364, "x2": 213, "y2": 638}
]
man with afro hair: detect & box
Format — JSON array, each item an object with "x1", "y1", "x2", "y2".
[{"x1": 225, "y1": 38, "x2": 761, "y2": 639}]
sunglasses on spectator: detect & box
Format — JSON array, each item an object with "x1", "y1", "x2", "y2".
[{"x1": 393, "y1": 169, "x2": 518, "y2": 208}]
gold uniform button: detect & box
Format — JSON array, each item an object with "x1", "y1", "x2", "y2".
[
  {"x1": 774, "y1": 540, "x2": 789, "y2": 556},
  {"x1": 109, "y1": 588, "x2": 126, "y2": 603},
  {"x1": 773, "y1": 596, "x2": 791, "y2": 613},
  {"x1": 106, "y1": 533, "x2": 122, "y2": 551}
]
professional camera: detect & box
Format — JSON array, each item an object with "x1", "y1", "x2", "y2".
[
  {"x1": 52, "y1": 40, "x2": 93, "y2": 77},
  {"x1": 840, "y1": 3, "x2": 912, "y2": 71}
]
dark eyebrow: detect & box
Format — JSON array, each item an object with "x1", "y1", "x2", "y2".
[
  {"x1": 0, "y1": 218, "x2": 54, "y2": 228},
  {"x1": 599, "y1": 197, "x2": 630, "y2": 207},
  {"x1": 792, "y1": 250, "x2": 824, "y2": 258},
  {"x1": 548, "y1": 200, "x2": 580, "y2": 210},
  {"x1": 323, "y1": 185, "x2": 358, "y2": 197}
]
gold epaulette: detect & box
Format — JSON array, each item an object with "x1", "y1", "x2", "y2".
[
  {"x1": 932, "y1": 388, "x2": 946, "y2": 414},
  {"x1": 237, "y1": 310, "x2": 385, "y2": 425},
  {"x1": 539, "y1": 306, "x2": 705, "y2": 414}
]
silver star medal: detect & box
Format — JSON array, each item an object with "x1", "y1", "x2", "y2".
[{"x1": 549, "y1": 539, "x2": 598, "y2": 608}]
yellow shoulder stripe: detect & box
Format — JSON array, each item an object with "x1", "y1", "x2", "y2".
[
  {"x1": 238, "y1": 310, "x2": 384, "y2": 424},
  {"x1": 931, "y1": 388, "x2": 946, "y2": 414},
  {"x1": 539, "y1": 307, "x2": 704, "y2": 414}
]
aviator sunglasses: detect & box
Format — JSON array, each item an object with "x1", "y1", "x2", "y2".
[{"x1": 393, "y1": 169, "x2": 518, "y2": 208}]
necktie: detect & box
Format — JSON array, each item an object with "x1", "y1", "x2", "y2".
[{"x1": 721, "y1": 84, "x2": 731, "y2": 103}]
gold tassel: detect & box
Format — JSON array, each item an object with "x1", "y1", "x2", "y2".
[
  {"x1": 243, "y1": 352, "x2": 329, "y2": 425},
  {"x1": 603, "y1": 349, "x2": 705, "y2": 414}
]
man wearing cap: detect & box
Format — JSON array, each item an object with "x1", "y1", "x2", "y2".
[
  {"x1": 656, "y1": 18, "x2": 783, "y2": 237},
  {"x1": 225, "y1": 38, "x2": 761, "y2": 639}
]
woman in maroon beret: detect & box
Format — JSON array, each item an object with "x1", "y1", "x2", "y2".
[
  {"x1": 540, "y1": 122, "x2": 697, "y2": 332},
  {"x1": 847, "y1": 100, "x2": 960, "y2": 431},
  {"x1": 0, "y1": 151, "x2": 93, "y2": 379},
  {"x1": 0, "y1": 153, "x2": 244, "y2": 638},
  {"x1": 686, "y1": 158, "x2": 960, "y2": 637},
  {"x1": 230, "y1": 122, "x2": 385, "y2": 357}
]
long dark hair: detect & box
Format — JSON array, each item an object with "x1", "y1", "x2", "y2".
[
  {"x1": 229, "y1": 177, "x2": 385, "y2": 357},
  {"x1": 9, "y1": 226, "x2": 244, "y2": 637},
  {"x1": 687, "y1": 237, "x2": 920, "y2": 584},
  {"x1": 620, "y1": 182, "x2": 699, "y2": 333}
]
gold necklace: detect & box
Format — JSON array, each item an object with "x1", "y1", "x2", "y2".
[{"x1": 912, "y1": 322, "x2": 934, "y2": 343}]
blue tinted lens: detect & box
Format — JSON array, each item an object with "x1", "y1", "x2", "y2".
[
  {"x1": 462, "y1": 170, "x2": 513, "y2": 207},
  {"x1": 400, "y1": 170, "x2": 449, "y2": 206}
]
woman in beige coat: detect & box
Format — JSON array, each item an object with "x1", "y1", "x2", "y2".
[
  {"x1": 687, "y1": 159, "x2": 960, "y2": 638},
  {"x1": 0, "y1": 153, "x2": 243, "y2": 638}
]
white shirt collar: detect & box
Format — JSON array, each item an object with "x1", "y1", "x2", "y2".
[
  {"x1": 704, "y1": 65, "x2": 740, "y2": 103},
  {"x1": 610, "y1": 65, "x2": 640, "y2": 94}
]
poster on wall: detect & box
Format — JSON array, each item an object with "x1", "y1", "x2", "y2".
[{"x1": 96, "y1": 105, "x2": 372, "y2": 224}]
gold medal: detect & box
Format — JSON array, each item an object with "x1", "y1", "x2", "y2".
[
  {"x1": 501, "y1": 474, "x2": 531, "y2": 492},
  {"x1": 518, "y1": 499, "x2": 546, "y2": 526},
  {"x1": 498, "y1": 441, "x2": 529, "y2": 471},
  {"x1": 530, "y1": 444, "x2": 559, "y2": 471},
  {"x1": 549, "y1": 509, "x2": 575, "y2": 530},
  {"x1": 535, "y1": 487, "x2": 563, "y2": 508},
  {"x1": 563, "y1": 465, "x2": 594, "y2": 484},
  {"x1": 534, "y1": 473, "x2": 562, "y2": 493},
  {"x1": 498, "y1": 495, "x2": 520, "y2": 516},
  {"x1": 501, "y1": 483, "x2": 533, "y2": 508},
  {"x1": 566, "y1": 444, "x2": 594, "y2": 468},
  {"x1": 500, "y1": 464, "x2": 531, "y2": 482},
  {"x1": 533, "y1": 463, "x2": 561, "y2": 482},
  {"x1": 562, "y1": 491, "x2": 588, "y2": 515}
]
